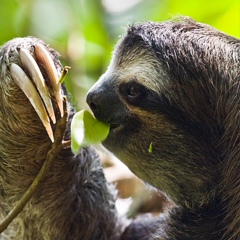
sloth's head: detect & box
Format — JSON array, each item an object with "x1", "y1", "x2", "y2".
[{"x1": 87, "y1": 18, "x2": 240, "y2": 205}]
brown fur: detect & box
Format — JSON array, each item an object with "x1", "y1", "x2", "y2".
[
  {"x1": 0, "y1": 37, "x2": 122, "y2": 239},
  {"x1": 87, "y1": 17, "x2": 240, "y2": 239},
  {"x1": 1, "y1": 17, "x2": 240, "y2": 239}
]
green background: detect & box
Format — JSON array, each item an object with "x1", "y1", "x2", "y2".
[{"x1": 1, "y1": 0, "x2": 239, "y2": 108}]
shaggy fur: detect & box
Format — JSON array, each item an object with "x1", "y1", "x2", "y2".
[
  {"x1": 0, "y1": 37, "x2": 122, "y2": 239},
  {"x1": 87, "y1": 17, "x2": 240, "y2": 239},
  {"x1": 0, "y1": 17, "x2": 240, "y2": 239}
]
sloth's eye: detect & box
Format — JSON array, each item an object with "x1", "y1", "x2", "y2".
[
  {"x1": 120, "y1": 81, "x2": 146, "y2": 105},
  {"x1": 127, "y1": 85, "x2": 140, "y2": 98}
]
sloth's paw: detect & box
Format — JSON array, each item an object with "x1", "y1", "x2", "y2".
[{"x1": 10, "y1": 43, "x2": 65, "y2": 142}]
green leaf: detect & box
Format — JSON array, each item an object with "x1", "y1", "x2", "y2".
[
  {"x1": 148, "y1": 142, "x2": 154, "y2": 153},
  {"x1": 71, "y1": 109, "x2": 110, "y2": 154}
]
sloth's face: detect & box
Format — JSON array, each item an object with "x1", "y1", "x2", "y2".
[
  {"x1": 86, "y1": 43, "x2": 165, "y2": 165},
  {"x1": 87, "y1": 25, "x2": 221, "y2": 203},
  {"x1": 86, "y1": 34, "x2": 217, "y2": 204}
]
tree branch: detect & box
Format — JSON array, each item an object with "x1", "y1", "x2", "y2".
[{"x1": 0, "y1": 98, "x2": 68, "y2": 233}]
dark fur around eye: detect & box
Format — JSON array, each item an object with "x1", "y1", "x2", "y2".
[
  {"x1": 119, "y1": 80, "x2": 164, "y2": 112},
  {"x1": 119, "y1": 80, "x2": 147, "y2": 105}
]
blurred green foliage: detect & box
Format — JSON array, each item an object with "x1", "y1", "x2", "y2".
[{"x1": 0, "y1": 0, "x2": 239, "y2": 108}]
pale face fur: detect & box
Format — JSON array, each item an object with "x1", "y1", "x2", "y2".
[
  {"x1": 87, "y1": 28, "x2": 218, "y2": 206},
  {"x1": 88, "y1": 18, "x2": 240, "y2": 238}
]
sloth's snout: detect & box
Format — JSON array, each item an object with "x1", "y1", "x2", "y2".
[
  {"x1": 86, "y1": 90, "x2": 100, "y2": 115},
  {"x1": 87, "y1": 81, "x2": 126, "y2": 126},
  {"x1": 86, "y1": 86, "x2": 113, "y2": 123}
]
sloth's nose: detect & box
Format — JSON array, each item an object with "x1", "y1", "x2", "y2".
[
  {"x1": 87, "y1": 83, "x2": 123, "y2": 124},
  {"x1": 86, "y1": 86, "x2": 112, "y2": 122},
  {"x1": 87, "y1": 75, "x2": 124, "y2": 123},
  {"x1": 86, "y1": 90, "x2": 100, "y2": 115}
]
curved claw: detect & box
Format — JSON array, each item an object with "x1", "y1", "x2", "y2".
[
  {"x1": 19, "y1": 48, "x2": 56, "y2": 124},
  {"x1": 34, "y1": 44, "x2": 64, "y2": 117},
  {"x1": 10, "y1": 63, "x2": 54, "y2": 142}
]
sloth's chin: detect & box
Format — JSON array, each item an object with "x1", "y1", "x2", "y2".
[
  {"x1": 103, "y1": 124, "x2": 123, "y2": 150},
  {"x1": 103, "y1": 123, "x2": 125, "y2": 144}
]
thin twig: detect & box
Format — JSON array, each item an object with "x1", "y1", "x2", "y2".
[
  {"x1": 59, "y1": 66, "x2": 71, "y2": 84},
  {"x1": 0, "y1": 98, "x2": 68, "y2": 233}
]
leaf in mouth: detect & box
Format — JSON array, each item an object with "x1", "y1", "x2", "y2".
[{"x1": 71, "y1": 109, "x2": 110, "y2": 154}]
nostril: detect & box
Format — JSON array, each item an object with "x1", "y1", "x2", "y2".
[
  {"x1": 86, "y1": 91, "x2": 100, "y2": 113},
  {"x1": 89, "y1": 101, "x2": 98, "y2": 113}
]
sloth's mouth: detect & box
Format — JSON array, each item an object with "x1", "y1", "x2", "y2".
[{"x1": 109, "y1": 122, "x2": 124, "y2": 133}]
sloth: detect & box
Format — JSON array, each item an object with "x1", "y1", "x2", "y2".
[
  {"x1": 0, "y1": 38, "x2": 121, "y2": 239},
  {"x1": 0, "y1": 17, "x2": 239, "y2": 240},
  {"x1": 87, "y1": 17, "x2": 240, "y2": 239}
]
